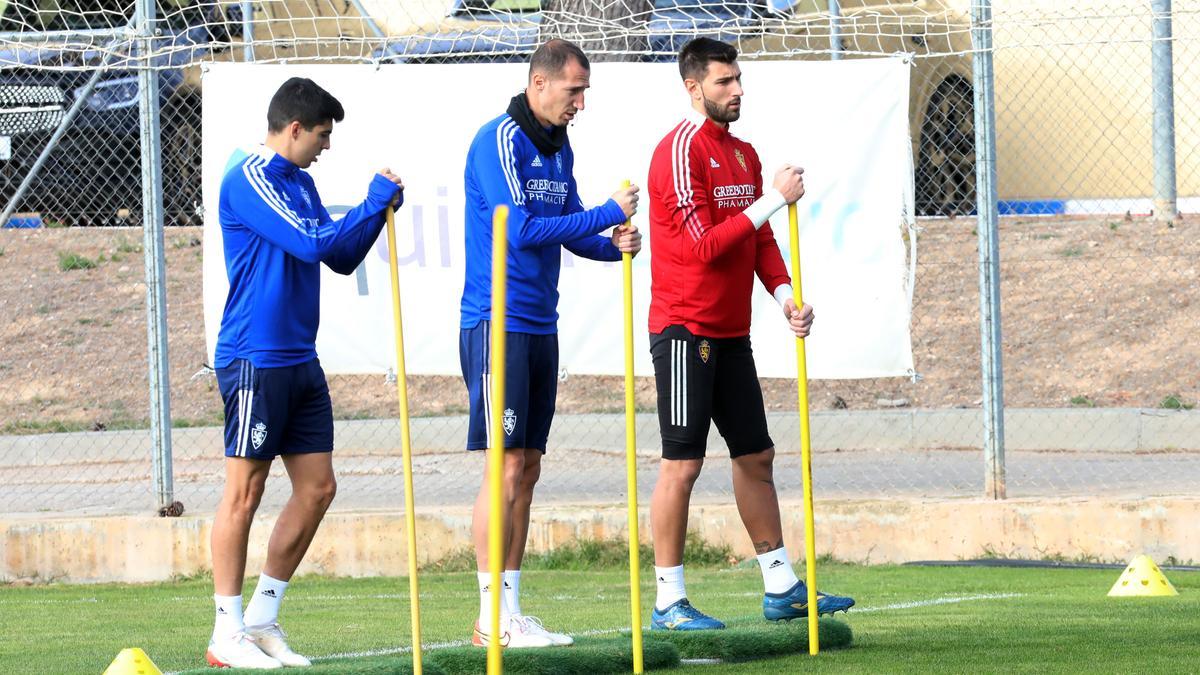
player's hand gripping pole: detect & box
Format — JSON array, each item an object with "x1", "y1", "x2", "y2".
[
  {"x1": 386, "y1": 206, "x2": 424, "y2": 674},
  {"x1": 620, "y1": 180, "x2": 645, "y2": 674},
  {"x1": 487, "y1": 205, "x2": 510, "y2": 675},
  {"x1": 788, "y1": 203, "x2": 820, "y2": 656}
]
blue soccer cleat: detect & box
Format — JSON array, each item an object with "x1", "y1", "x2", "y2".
[
  {"x1": 650, "y1": 599, "x2": 726, "y2": 631},
  {"x1": 763, "y1": 581, "x2": 855, "y2": 621}
]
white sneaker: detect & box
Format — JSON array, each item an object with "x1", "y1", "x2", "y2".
[
  {"x1": 472, "y1": 619, "x2": 510, "y2": 648},
  {"x1": 472, "y1": 618, "x2": 555, "y2": 648},
  {"x1": 246, "y1": 623, "x2": 313, "y2": 667},
  {"x1": 514, "y1": 614, "x2": 574, "y2": 646},
  {"x1": 206, "y1": 631, "x2": 283, "y2": 669},
  {"x1": 507, "y1": 615, "x2": 558, "y2": 648}
]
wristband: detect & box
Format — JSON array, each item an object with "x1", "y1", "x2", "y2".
[
  {"x1": 743, "y1": 188, "x2": 787, "y2": 230},
  {"x1": 773, "y1": 284, "x2": 793, "y2": 308}
]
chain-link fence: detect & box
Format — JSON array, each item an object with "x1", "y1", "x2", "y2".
[
  {"x1": 991, "y1": 1, "x2": 1200, "y2": 496},
  {"x1": 1, "y1": 0, "x2": 1198, "y2": 517}
]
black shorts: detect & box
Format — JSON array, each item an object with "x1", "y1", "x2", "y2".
[
  {"x1": 460, "y1": 320, "x2": 558, "y2": 453},
  {"x1": 216, "y1": 358, "x2": 334, "y2": 460},
  {"x1": 649, "y1": 325, "x2": 773, "y2": 460}
]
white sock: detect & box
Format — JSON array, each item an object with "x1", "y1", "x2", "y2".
[
  {"x1": 757, "y1": 547, "x2": 800, "y2": 594},
  {"x1": 212, "y1": 594, "x2": 244, "y2": 641},
  {"x1": 243, "y1": 573, "x2": 289, "y2": 628},
  {"x1": 503, "y1": 570, "x2": 522, "y2": 617},
  {"x1": 654, "y1": 564, "x2": 687, "y2": 611},
  {"x1": 478, "y1": 571, "x2": 510, "y2": 628}
]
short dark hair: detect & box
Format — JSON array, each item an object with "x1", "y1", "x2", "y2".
[
  {"x1": 678, "y1": 37, "x2": 738, "y2": 82},
  {"x1": 266, "y1": 77, "x2": 345, "y2": 133},
  {"x1": 529, "y1": 39, "x2": 590, "y2": 79}
]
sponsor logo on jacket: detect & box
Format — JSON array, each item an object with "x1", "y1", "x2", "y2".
[
  {"x1": 525, "y1": 178, "x2": 569, "y2": 204},
  {"x1": 713, "y1": 183, "x2": 756, "y2": 209}
]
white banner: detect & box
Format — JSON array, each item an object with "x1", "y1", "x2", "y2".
[{"x1": 202, "y1": 59, "x2": 913, "y2": 379}]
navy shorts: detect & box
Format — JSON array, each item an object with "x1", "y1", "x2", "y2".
[
  {"x1": 216, "y1": 358, "x2": 334, "y2": 461},
  {"x1": 460, "y1": 320, "x2": 558, "y2": 453},
  {"x1": 650, "y1": 325, "x2": 773, "y2": 460}
]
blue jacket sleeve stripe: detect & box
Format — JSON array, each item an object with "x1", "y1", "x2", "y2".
[
  {"x1": 497, "y1": 119, "x2": 520, "y2": 204},
  {"x1": 242, "y1": 156, "x2": 301, "y2": 228},
  {"x1": 243, "y1": 156, "x2": 307, "y2": 232},
  {"x1": 497, "y1": 119, "x2": 526, "y2": 206},
  {"x1": 243, "y1": 156, "x2": 312, "y2": 235},
  {"x1": 254, "y1": 159, "x2": 336, "y2": 238}
]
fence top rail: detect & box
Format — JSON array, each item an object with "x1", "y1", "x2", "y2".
[{"x1": 0, "y1": 27, "x2": 132, "y2": 43}]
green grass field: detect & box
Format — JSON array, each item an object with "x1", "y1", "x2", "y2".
[{"x1": 2, "y1": 563, "x2": 1198, "y2": 674}]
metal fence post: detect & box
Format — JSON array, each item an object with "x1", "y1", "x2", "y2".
[
  {"x1": 348, "y1": 0, "x2": 387, "y2": 40},
  {"x1": 971, "y1": 0, "x2": 1006, "y2": 499},
  {"x1": 243, "y1": 1, "x2": 255, "y2": 62},
  {"x1": 136, "y1": 0, "x2": 174, "y2": 509},
  {"x1": 1151, "y1": 0, "x2": 1178, "y2": 222},
  {"x1": 830, "y1": 0, "x2": 842, "y2": 61}
]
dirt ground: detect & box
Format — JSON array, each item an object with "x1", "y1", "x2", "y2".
[{"x1": 0, "y1": 214, "x2": 1197, "y2": 431}]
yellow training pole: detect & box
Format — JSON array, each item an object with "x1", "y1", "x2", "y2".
[
  {"x1": 788, "y1": 203, "x2": 820, "y2": 656},
  {"x1": 385, "y1": 207, "x2": 424, "y2": 674},
  {"x1": 487, "y1": 205, "x2": 509, "y2": 675},
  {"x1": 619, "y1": 180, "x2": 644, "y2": 674}
]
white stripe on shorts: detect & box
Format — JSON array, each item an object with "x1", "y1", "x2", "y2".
[
  {"x1": 670, "y1": 340, "x2": 677, "y2": 426},
  {"x1": 670, "y1": 339, "x2": 688, "y2": 427},
  {"x1": 482, "y1": 321, "x2": 492, "y2": 449},
  {"x1": 679, "y1": 340, "x2": 687, "y2": 427},
  {"x1": 236, "y1": 361, "x2": 254, "y2": 457},
  {"x1": 235, "y1": 361, "x2": 246, "y2": 457}
]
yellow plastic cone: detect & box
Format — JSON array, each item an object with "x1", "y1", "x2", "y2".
[
  {"x1": 102, "y1": 648, "x2": 163, "y2": 675},
  {"x1": 1107, "y1": 554, "x2": 1179, "y2": 597}
]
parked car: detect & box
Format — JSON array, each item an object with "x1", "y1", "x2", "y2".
[
  {"x1": 0, "y1": 0, "x2": 978, "y2": 224},
  {"x1": 375, "y1": 0, "x2": 977, "y2": 216},
  {"x1": 0, "y1": 0, "x2": 215, "y2": 226},
  {"x1": 372, "y1": 1, "x2": 1200, "y2": 214}
]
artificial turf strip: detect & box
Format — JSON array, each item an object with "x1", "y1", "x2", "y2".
[
  {"x1": 175, "y1": 639, "x2": 680, "y2": 675},
  {"x1": 641, "y1": 617, "x2": 853, "y2": 661},
  {"x1": 176, "y1": 656, "x2": 439, "y2": 675},
  {"x1": 429, "y1": 637, "x2": 680, "y2": 674}
]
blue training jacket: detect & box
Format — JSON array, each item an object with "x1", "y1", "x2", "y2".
[
  {"x1": 215, "y1": 145, "x2": 401, "y2": 368},
  {"x1": 461, "y1": 113, "x2": 627, "y2": 334}
]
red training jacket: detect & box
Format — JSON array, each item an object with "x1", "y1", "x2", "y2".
[{"x1": 648, "y1": 110, "x2": 791, "y2": 338}]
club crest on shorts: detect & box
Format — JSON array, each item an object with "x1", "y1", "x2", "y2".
[
  {"x1": 698, "y1": 339, "x2": 711, "y2": 364},
  {"x1": 251, "y1": 422, "x2": 268, "y2": 450},
  {"x1": 503, "y1": 408, "x2": 517, "y2": 436},
  {"x1": 734, "y1": 148, "x2": 747, "y2": 172}
]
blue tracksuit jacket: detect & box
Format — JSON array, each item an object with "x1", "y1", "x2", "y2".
[
  {"x1": 460, "y1": 113, "x2": 627, "y2": 334},
  {"x1": 215, "y1": 145, "x2": 400, "y2": 368}
]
